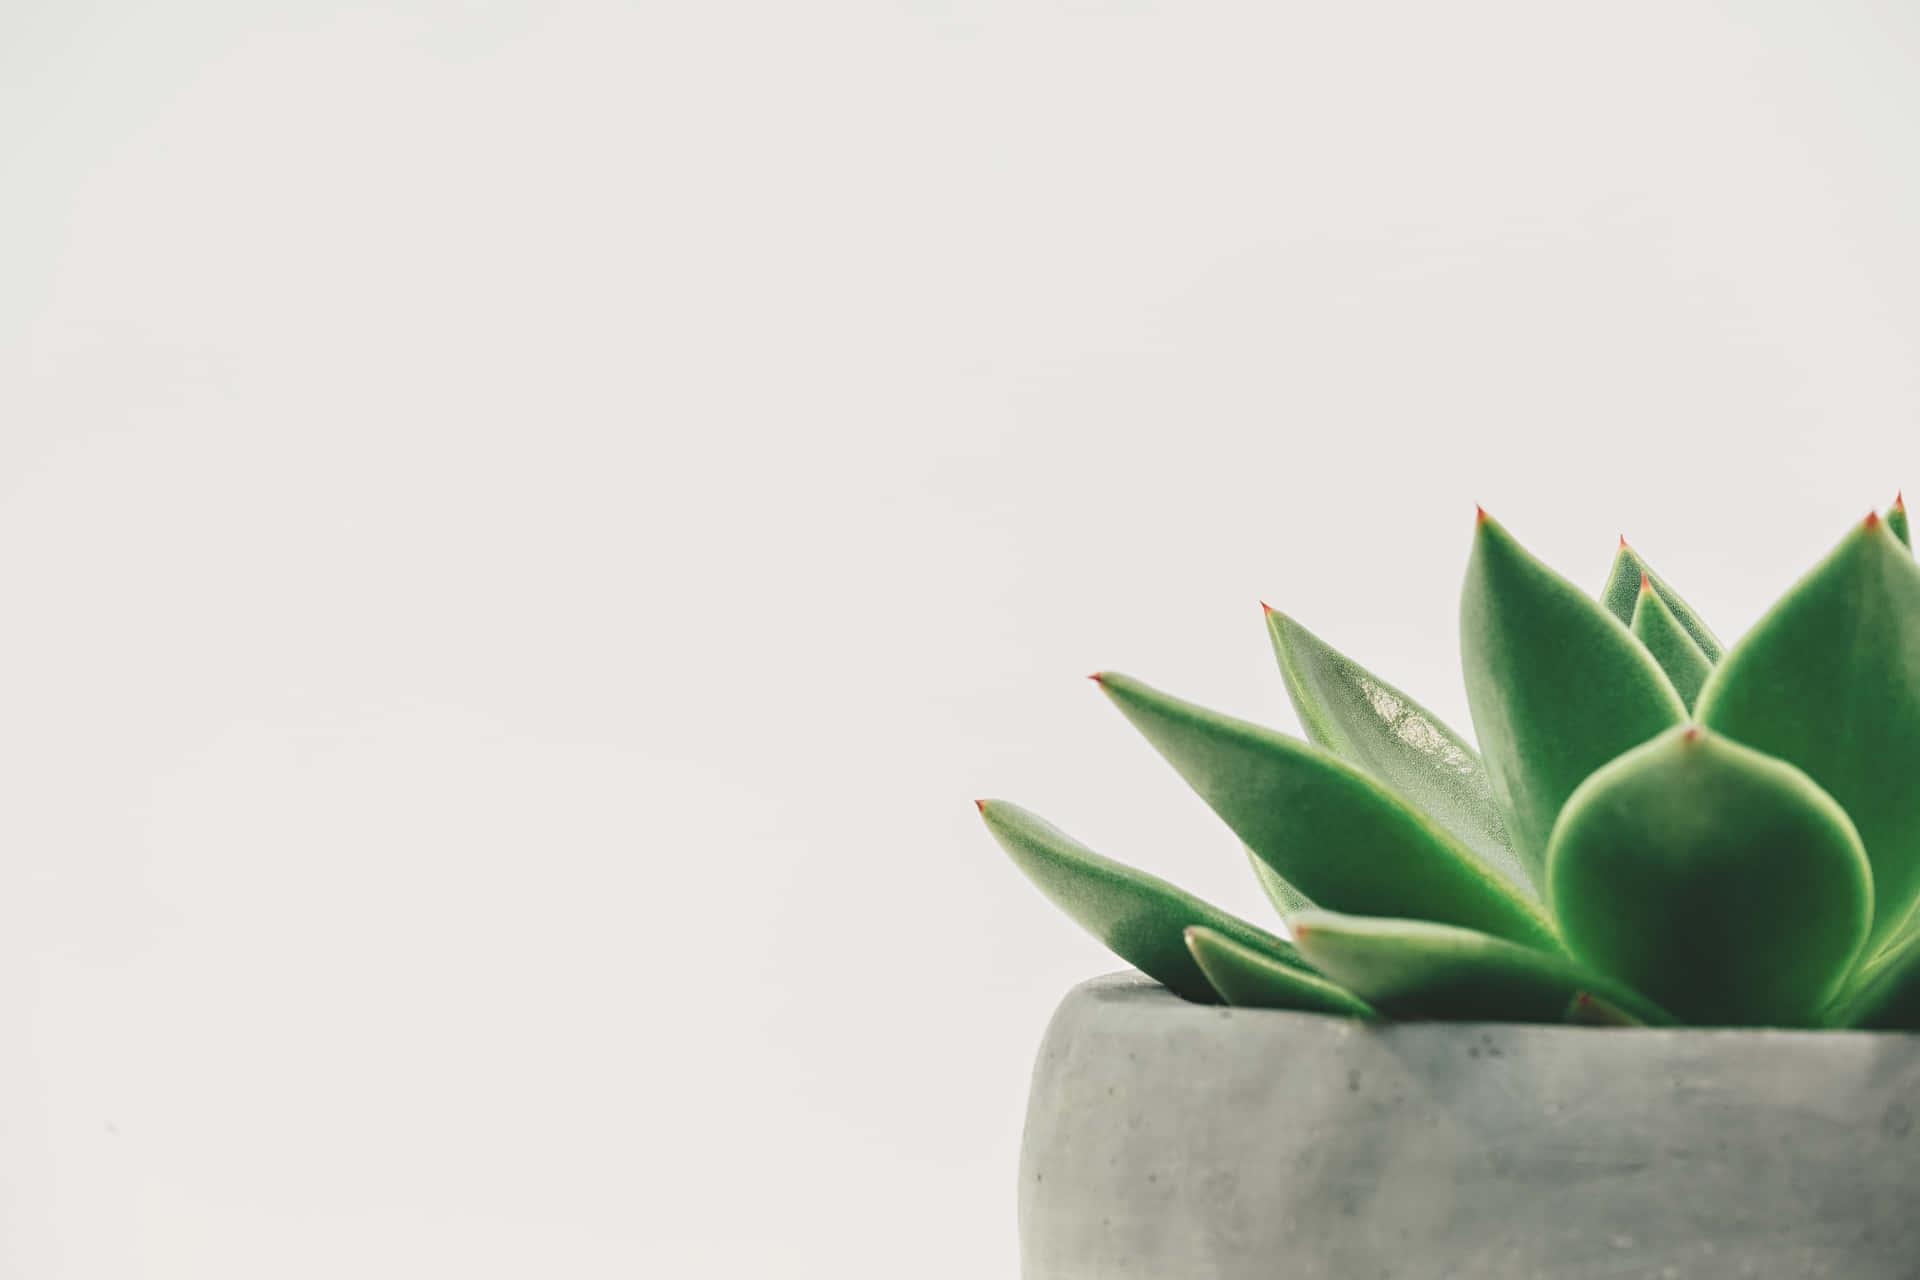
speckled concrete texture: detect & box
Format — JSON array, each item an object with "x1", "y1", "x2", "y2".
[{"x1": 1019, "y1": 972, "x2": 1920, "y2": 1279}]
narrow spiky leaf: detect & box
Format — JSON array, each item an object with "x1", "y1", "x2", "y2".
[
  {"x1": 1888, "y1": 492, "x2": 1911, "y2": 552},
  {"x1": 1265, "y1": 609, "x2": 1531, "y2": 895},
  {"x1": 1629, "y1": 577, "x2": 1712, "y2": 710},
  {"x1": 1184, "y1": 926, "x2": 1375, "y2": 1017},
  {"x1": 1696, "y1": 515, "x2": 1920, "y2": 953},
  {"x1": 1600, "y1": 540, "x2": 1725, "y2": 660},
  {"x1": 1547, "y1": 724, "x2": 1871, "y2": 1026},
  {"x1": 1094, "y1": 673, "x2": 1561, "y2": 953},
  {"x1": 978, "y1": 800, "x2": 1311, "y2": 1003},
  {"x1": 1289, "y1": 911, "x2": 1675, "y2": 1025},
  {"x1": 1461, "y1": 514, "x2": 1687, "y2": 881}
]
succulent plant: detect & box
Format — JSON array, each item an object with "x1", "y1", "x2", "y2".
[{"x1": 979, "y1": 498, "x2": 1920, "y2": 1028}]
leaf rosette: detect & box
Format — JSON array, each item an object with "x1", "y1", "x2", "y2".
[{"x1": 981, "y1": 497, "x2": 1920, "y2": 1028}]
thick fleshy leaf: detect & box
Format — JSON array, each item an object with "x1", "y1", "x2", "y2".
[
  {"x1": 1183, "y1": 926, "x2": 1375, "y2": 1017},
  {"x1": 1826, "y1": 930, "x2": 1920, "y2": 1029},
  {"x1": 1547, "y1": 724, "x2": 1871, "y2": 1027},
  {"x1": 1094, "y1": 673, "x2": 1561, "y2": 952},
  {"x1": 1888, "y1": 493, "x2": 1911, "y2": 552},
  {"x1": 1696, "y1": 514, "x2": 1920, "y2": 953},
  {"x1": 1265, "y1": 609, "x2": 1530, "y2": 894},
  {"x1": 1629, "y1": 577, "x2": 1711, "y2": 710},
  {"x1": 978, "y1": 799, "x2": 1311, "y2": 1003},
  {"x1": 1461, "y1": 513, "x2": 1687, "y2": 881},
  {"x1": 1563, "y1": 991, "x2": 1648, "y2": 1027},
  {"x1": 1244, "y1": 847, "x2": 1313, "y2": 917},
  {"x1": 1600, "y1": 539, "x2": 1725, "y2": 660},
  {"x1": 1289, "y1": 911, "x2": 1675, "y2": 1025}
]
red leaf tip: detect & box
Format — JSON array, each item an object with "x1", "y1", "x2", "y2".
[
  {"x1": 1575, "y1": 993, "x2": 1595, "y2": 1010},
  {"x1": 1897, "y1": 491, "x2": 1907, "y2": 511},
  {"x1": 1475, "y1": 504, "x2": 1488, "y2": 525},
  {"x1": 974, "y1": 799, "x2": 987, "y2": 813},
  {"x1": 1639, "y1": 571, "x2": 1651, "y2": 595},
  {"x1": 1087, "y1": 672, "x2": 1106, "y2": 685},
  {"x1": 1867, "y1": 510, "x2": 1882, "y2": 530},
  {"x1": 1682, "y1": 724, "x2": 1703, "y2": 744},
  {"x1": 1291, "y1": 923, "x2": 1312, "y2": 941},
  {"x1": 1260, "y1": 601, "x2": 1275, "y2": 616},
  {"x1": 1619, "y1": 533, "x2": 1629, "y2": 550}
]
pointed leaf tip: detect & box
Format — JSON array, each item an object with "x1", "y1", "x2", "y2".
[
  {"x1": 1266, "y1": 609, "x2": 1532, "y2": 895},
  {"x1": 1087, "y1": 672, "x2": 1105, "y2": 684},
  {"x1": 1682, "y1": 724, "x2": 1702, "y2": 743},
  {"x1": 1867, "y1": 510, "x2": 1882, "y2": 529},
  {"x1": 980, "y1": 800, "x2": 1310, "y2": 1004},
  {"x1": 1475, "y1": 505, "x2": 1488, "y2": 524},
  {"x1": 1260, "y1": 601, "x2": 1275, "y2": 616},
  {"x1": 974, "y1": 798, "x2": 987, "y2": 813},
  {"x1": 1099, "y1": 673, "x2": 1557, "y2": 947},
  {"x1": 1467, "y1": 519, "x2": 1688, "y2": 880},
  {"x1": 1639, "y1": 571, "x2": 1651, "y2": 594},
  {"x1": 1897, "y1": 491, "x2": 1907, "y2": 510},
  {"x1": 1620, "y1": 533, "x2": 1629, "y2": 549}
]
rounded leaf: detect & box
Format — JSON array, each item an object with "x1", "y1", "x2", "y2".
[{"x1": 1547, "y1": 725, "x2": 1872, "y2": 1026}]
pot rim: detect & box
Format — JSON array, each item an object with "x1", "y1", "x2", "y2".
[{"x1": 1077, "y1": 968, "x2": 1920, "y2": 1040}]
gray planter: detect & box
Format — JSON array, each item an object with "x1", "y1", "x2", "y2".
[{"x1": 1019, "y1": 972, "x2": 1920, "y2": 1279}]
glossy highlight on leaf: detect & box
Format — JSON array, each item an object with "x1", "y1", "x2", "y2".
[
  {"x1": 1266, "y1": 609, "x2": 1530, "y2": 894},
  {"x1": 1094, "y1": 672, "x2": 1561, "y2": 953},
  {"x1": 982, "y1": 491, "x2": 1920, "y2": 1029},
  {"x1": 1461, "y1": 513, "x2": 1686, "y2": 882},
  {"x1": 978, "y1": 799, "x2": 1311, "y2": 1004},
  {"x1": 1547, "y1": 724, "x2": 1871, "y2": 1026},
  {"x1": 1826, "y1": 928, "x2": 1920, "y2": 1029},
  {"x1": 1183, "y1": 926, "x2": 1376, "y2": 1017},
  {"x1": 1601, "y1": 539, "x2": 1724, "y2": 660},
  {"x1": 1629, "y1": 577, "x2": 1711, "y2": 710},
  {"x1": 1696, "y1": 515, "x2": 1920, "y2": 953},
  {"x1": 1289, "y1": 911, "x2": 1674, "y2": 1025}
]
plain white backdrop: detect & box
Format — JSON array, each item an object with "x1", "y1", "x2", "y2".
[{"x1": 5, "y1": 2, "x2": 1920, "y2": 1275}]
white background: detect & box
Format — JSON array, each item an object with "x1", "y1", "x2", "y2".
[{"x1": 5, "y1": 3, "x2": 1920, "y2": 1276}]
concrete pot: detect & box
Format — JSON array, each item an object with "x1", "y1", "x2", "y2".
[{"x1": 1019, "y1": 972, "x2": 1920, "y2": 1279}]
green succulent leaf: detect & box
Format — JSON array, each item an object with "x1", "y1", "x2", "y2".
[
  {"x1": 978, "y1": 799, "x2": 1313, "y2": 1003},
  {"x1": 1695, "y1": 514, "x2": 1920, "y2": 954},
  {"x1": 1600, "y1": 539, "x2": 1725, "y2": 660},
  {"x1": 1562, "y1": 991, "x2": 1649, "y2": 1027},
  {"x1": 1628, "y1": 578, "x2": 1712, "y2": 710},
  {"x1": 1244, "y1": 846, "x2": 1314, "y2": 917},
  {"x1": 1265, "y1": 609, "x2": 1531, "y2": 895},
  {"x1": 1093, "y1": 672, "x2": 1561, "y2": 953},
  {"x1": 1289, "y1": 910, "x2": 1675, "y2": 1025},
  {"x1": 1547, "y1": 724, "x2": 1871, "y2": 1027},
  {"x1": 1183, "y1": 925, "x2": 1376, "y2": 1017},
  {"x1": 1461, "y1": 513, "x2": 1688, "y2": 881},
  {"x1": 1888, "y1": 494, "x2": 1911, "y2": 551},
  {"x1": 1825, "y1": 929, "x2": 1920, "y2": 1029}
]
